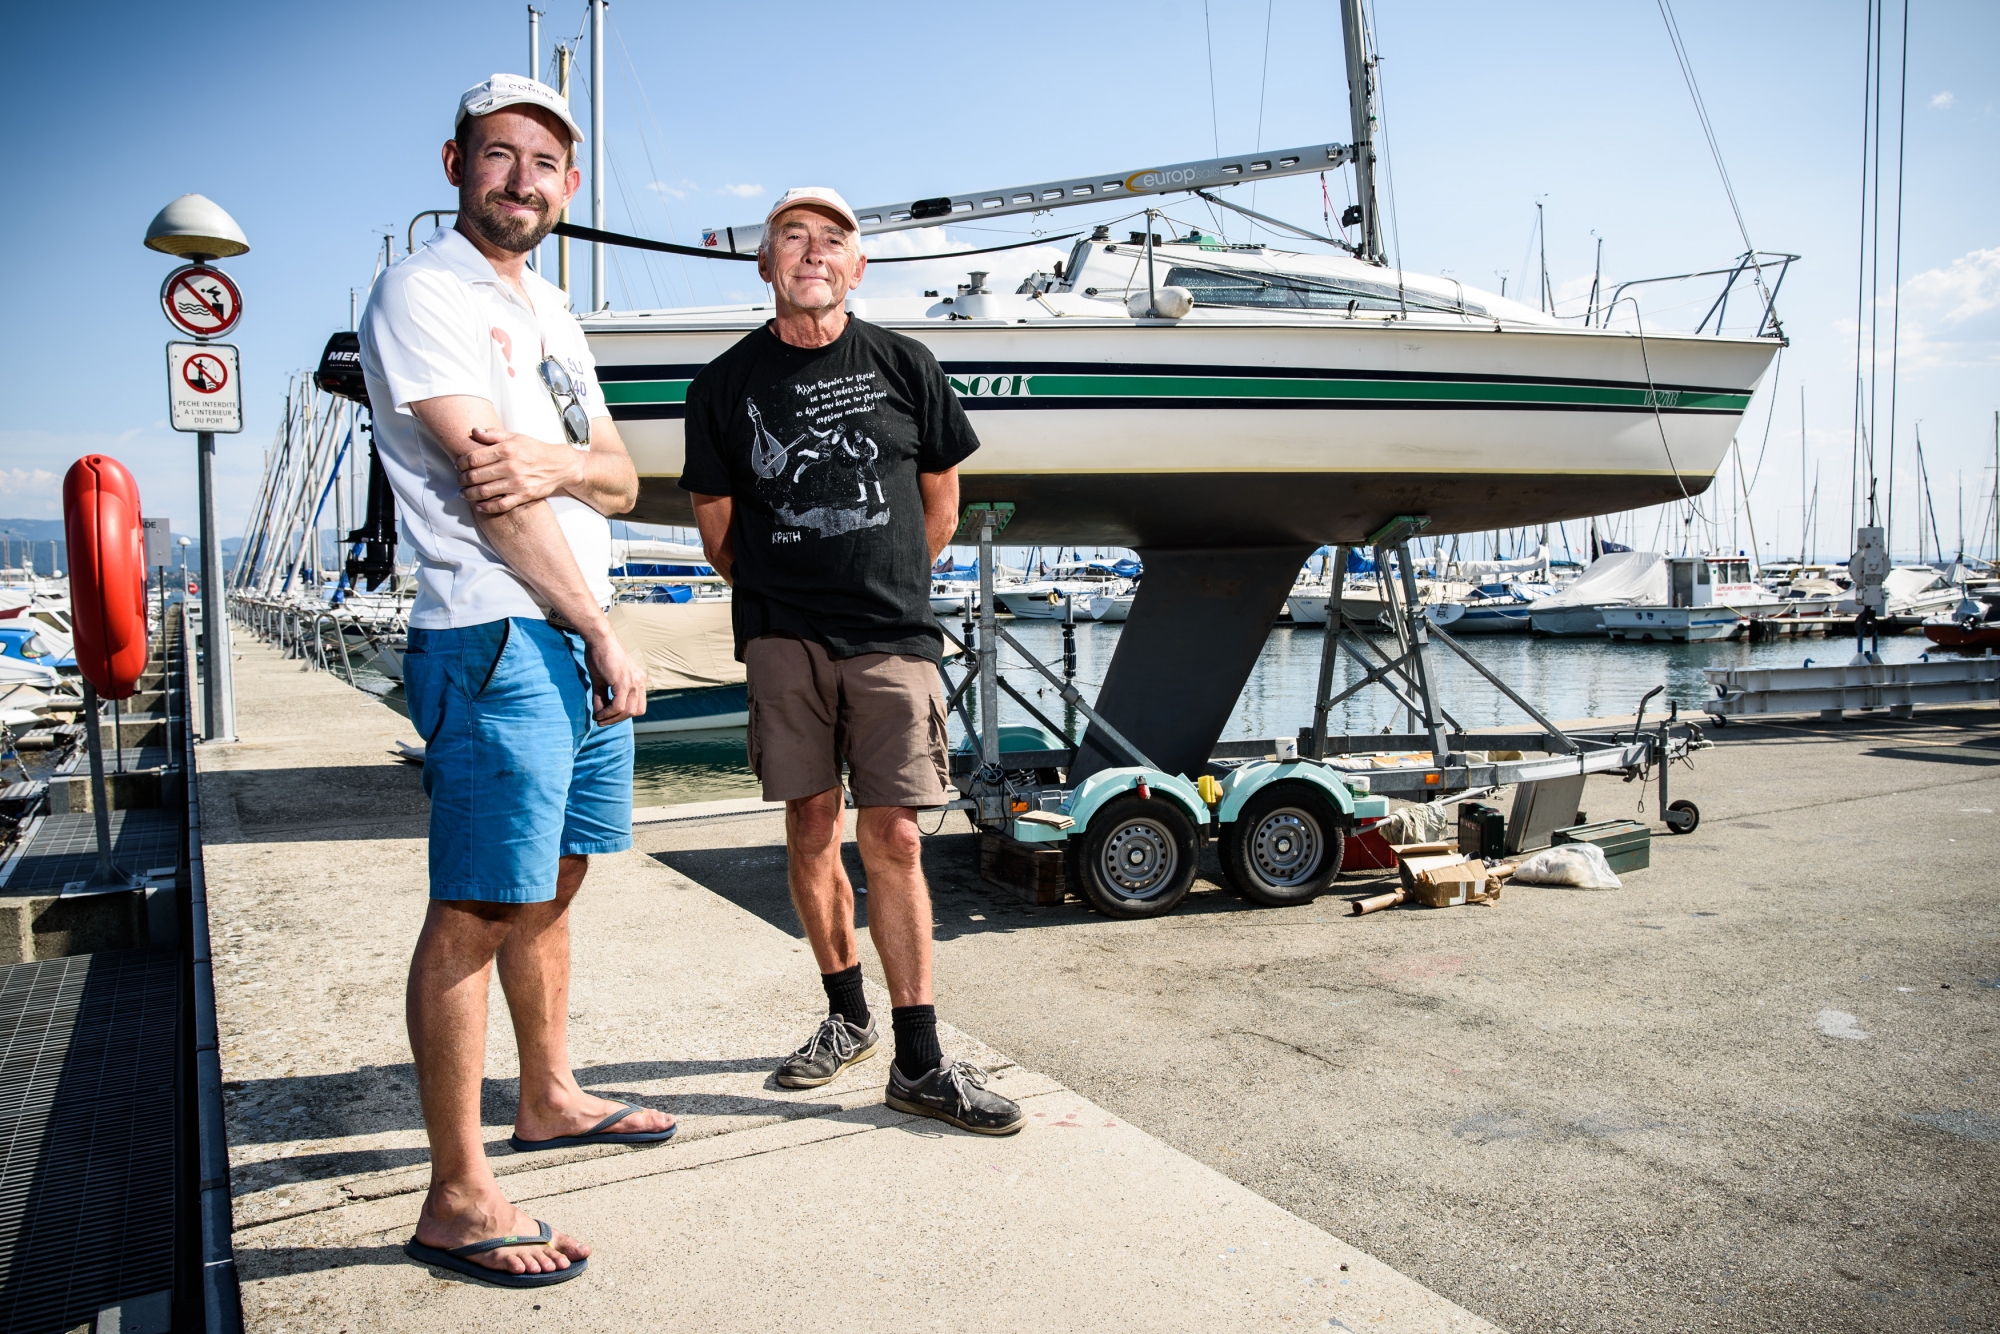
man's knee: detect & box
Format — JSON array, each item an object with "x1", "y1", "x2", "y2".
[
  {"x1": 556, "y1": 854, "x2": 589, "y2": 892},
  {"x1": 786, "y1": 790, "x2": 844, "y2": 850},
  {"x1": 858, "y1": 807, "x2": 922, "y2": 868}
]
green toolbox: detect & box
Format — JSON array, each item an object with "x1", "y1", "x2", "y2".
[{"x1": 1551, "y1": 819, "x2": 1651, "y2": 874}]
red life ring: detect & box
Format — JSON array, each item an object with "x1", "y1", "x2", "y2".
[{"x1": 62, "y1": 455, "x2": 150, "y2": 700}]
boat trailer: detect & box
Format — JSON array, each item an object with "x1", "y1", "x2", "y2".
[{"x1": 938, "y1": 510, "x2": 1707, "y2": 918}]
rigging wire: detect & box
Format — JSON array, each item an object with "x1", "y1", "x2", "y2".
[
  {"x1": 1745, "y1": 342, "x2": 1784, "y2": 494},
  {"x1": 610, "y1": 16, "x2": 706, "y2": 304},
  {"x1": 1655, "y1": 0, "x2": 1773, "y2": 315},
  {"x1": 1847, "y1": 0, "x2": 1879, "y2": 536},
  {"x1": 1248, "y1": 0, "x2": 1277, "y2": 243},
  {"x1": 1883, "y1": 0, "x2": 1910, "y2": 558},
  {"x1": 1202, "y1": 0, "x2": 1223, "y2": 159}
]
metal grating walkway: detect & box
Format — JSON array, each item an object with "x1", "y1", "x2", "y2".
[
  {"x1": 0, "y1": 950, "x2": 179, "y2": 1333},
  {"x1": 0, "y1": 812, "x2": 181, "y2": 893}
]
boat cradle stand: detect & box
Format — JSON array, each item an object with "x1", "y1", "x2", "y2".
[{"x1": 937, "y1": 510, "x2": 1707, "y2": 848}]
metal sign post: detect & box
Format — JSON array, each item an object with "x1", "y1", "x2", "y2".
[
  {"x1": 162, "y1": 343, "x2": 242, "y2": 742},
  {"x1": 145, "y1": 193, "x2": 250, "y2": 744}
]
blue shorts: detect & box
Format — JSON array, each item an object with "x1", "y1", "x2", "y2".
[{"x1": 404, "y1": 617, "x2": 634, "y2": 903}]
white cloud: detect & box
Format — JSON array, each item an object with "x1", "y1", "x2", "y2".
[
  {"x1": 1930, "y1": 90, "x2": 1955, "y2": 109},
  {"x1": 716, "y1": 183, "x2": 766, "y2": 199},
  {"x1": 1838, "y1": 248, "x2": 2000, "y2": 371},
  {"x1": 0, "y1": 467, "x2": 62, "y2": 518},
  {"x1": 1903, "y1": 247, "x2": 2000, "y2": 324},
  {"x1": 646, "y1": 179, "x2": 695, "y2": 200}
]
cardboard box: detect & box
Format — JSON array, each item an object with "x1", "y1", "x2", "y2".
[{"x1": 1398, "y1": 854, "x2": 1503, "y2": 908}]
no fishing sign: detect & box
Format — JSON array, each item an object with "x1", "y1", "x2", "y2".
[{"x1": 167, "y1": 341, "x2": 242, "y2": 433}]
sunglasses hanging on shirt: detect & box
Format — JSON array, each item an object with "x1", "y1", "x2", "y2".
[{"x1": 539, "y1": 356, "x2": 592, "y2": 446}]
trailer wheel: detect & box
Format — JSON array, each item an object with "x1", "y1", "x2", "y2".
[
  {"x1": 1072, "y1": 793, "x2": 1198, "y2": 919},
  {"x1": 1220, "y1": 783, "x2": 1346, "y2": 907},
  {"x1": 1665, "y1": 799, "x2": 1700, "y2": 835}
]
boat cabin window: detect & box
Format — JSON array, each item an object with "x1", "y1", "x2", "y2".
[
  {"x1": 1162, "y1": 265, "x2": 1486, "y2": 317},
  {"x1": 1711, "y1": 560, "x2": 1751, "y2": 584}
]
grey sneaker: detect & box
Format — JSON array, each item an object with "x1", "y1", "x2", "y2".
[
  {"x1": 885, "y1": 1059, "x2": 1025, "y2": 1135},
  {"x1": 775, "y1": 1014, "x2": 878, "y2": 1089}
]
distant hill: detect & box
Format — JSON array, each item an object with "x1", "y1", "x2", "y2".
[{"x1": 1, "y1": 517, "x2": 229, "y2": 575}]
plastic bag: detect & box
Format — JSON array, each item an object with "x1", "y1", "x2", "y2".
[{"x1": 1508, "y1": 843, "x2": 1622, "y2": 889}]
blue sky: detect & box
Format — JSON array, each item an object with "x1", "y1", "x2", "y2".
[{"x1": 2, "y1": 0, "x2": 1994, "y2": 562}]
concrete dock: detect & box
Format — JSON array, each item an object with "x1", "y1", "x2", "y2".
[
  {"x1": 642, "y1": 709, "x2": 2000, "y2": 1331},
  {"x1": 200, "y1": 640, "x2": 1496, "y2": 1332}
]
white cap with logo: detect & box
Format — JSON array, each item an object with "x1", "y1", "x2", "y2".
[
  {"x1": 456, "y1": 73, "x2": 585, "y2": 145},
  {"x1": 764, "y1": 187, "x2": 861, "y2": 233}
]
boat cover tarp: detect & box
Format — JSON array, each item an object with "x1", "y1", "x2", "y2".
[
  {"x1": 1454, "y1": 546, "x2": 1548, "y2": 580},
  {"x1": 611, "y1": 538, "x2": 712, "y2": 568},
  {"x1": 1536, "y1": 551, "x2": 1666, "y2": 608},
  {"x1": 607, "y1": 600, "x2": 745, "y2": 691}
]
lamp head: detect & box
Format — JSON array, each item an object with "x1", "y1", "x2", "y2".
[{"x1": 144, "y1": 194, "x2": 249, "y2": 262}]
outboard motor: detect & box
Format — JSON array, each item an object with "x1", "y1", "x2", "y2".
[{"x1": 315, "y1": 332, "x2": 398, "y2": 591}]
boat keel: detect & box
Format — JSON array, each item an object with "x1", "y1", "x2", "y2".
[{"x1": 1069, "y1": 544, "x2": 1314, "y2": 783}]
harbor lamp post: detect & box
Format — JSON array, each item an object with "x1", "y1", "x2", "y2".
[{"x1": 144, "y1": 193, "x2": 249, "y2": 742}]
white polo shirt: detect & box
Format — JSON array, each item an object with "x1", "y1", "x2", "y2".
[{"x1": 359, "y1": 226, "x2": 613, "y2": 629}]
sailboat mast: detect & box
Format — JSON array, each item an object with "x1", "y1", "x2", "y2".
[
  {"x1": 1338, "y1": 0, "x2": 1385, "y2": 266},
  {"x1": 589, "y1": 0, "x2": 606, "y2": 311}
]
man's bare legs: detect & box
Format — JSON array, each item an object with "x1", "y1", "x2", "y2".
[
  {"x1": 406, "y1": 855, "x2": 671, "y2": 1275},
  {"x1": 785, "y1": 790, "x2": 932, "y2": 1005}
]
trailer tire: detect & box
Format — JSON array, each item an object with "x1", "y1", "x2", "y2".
[
  {"x1": 1219, "y1": 782, "x2": 1345, "y2": 907},
  {"x1": 1072, "y1": 794, "x2": 1198, "y2": 919},
  {"x1": 1665, "y1": 799, "x2": 1700, "y2": 835}
]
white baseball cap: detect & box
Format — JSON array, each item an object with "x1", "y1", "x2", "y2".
[
  {"x1": 764, "y1": 187, "x2": 861, "y2": 233},
  {"x1": 456, "y1": 73, "x2": 585, "y2": 145}
]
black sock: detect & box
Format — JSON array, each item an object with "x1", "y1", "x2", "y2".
[
  {"x1": 821, "y1": 964, "x2": 869, "y2": 1029},
  {"x1": 891, "y1": 1004, "x2": 943, "y2": 1079}
]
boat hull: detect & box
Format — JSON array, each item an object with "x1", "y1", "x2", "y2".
[
  {"x1": 1922, "y1": 622, "x2": 2000, "y2": 653},
  {"x1": 1427, "y1": 604, "x2": 1534, "y2": 634},
  {"x1": 633, "y1": 684, "x2": 750, "y2": 734},
  {"x1": 1603, "y1": 607, "x2": 1745, "y2": 643},
  {"x1": 1530, "y1": 605, "x2": 1618, "y2": 637},
  {"x1": 587, "y1": 317, "x2": 1778, "y2": 546}
]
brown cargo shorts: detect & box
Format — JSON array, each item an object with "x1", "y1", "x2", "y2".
[{"x1": 743, "y1": 635, "x2": 950, "y2": 807}]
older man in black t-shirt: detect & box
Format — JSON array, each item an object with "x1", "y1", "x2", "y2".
[{"x1": 679, "y1": 187, "x2": 1022, "y2": 1136}]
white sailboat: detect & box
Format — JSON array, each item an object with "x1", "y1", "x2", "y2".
[{"x1": 497, "y1": 0, "x2": 1789, "y2": 781}]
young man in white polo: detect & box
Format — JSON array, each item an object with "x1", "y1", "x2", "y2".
[
  {"x1": 682, "y1": 189, "x2": 1023, "y2": 1136},
  {"x1": 359, "y1": 74, "x2": 673, "y2": 1289}
]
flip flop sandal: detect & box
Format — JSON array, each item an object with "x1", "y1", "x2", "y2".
[
  {"x1": 507, "y1": 1101, "x2": 678, "y2": 1152},
  {"x1": 404, "y1": 1219, "x2": 587, "y2": 1288}
]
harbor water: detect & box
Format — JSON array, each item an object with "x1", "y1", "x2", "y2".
[{"x1": 354, "y1": 623, "x2": 1943, "y2": 807}]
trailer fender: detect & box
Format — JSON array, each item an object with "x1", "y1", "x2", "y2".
[
  {"x1": 1215, "y1": 762, "x2": 1359, "y2": 827},
  {"x1": 1064, "y1": 767, "x2": 1209, "y2": 833}
]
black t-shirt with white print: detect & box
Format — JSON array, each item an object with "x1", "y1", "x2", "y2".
[{"x1": 678, "y1": 317, "x2": 980, "y2": 663}]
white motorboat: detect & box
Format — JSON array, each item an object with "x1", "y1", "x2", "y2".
[
  {"x1": 1603, "y1": 556, "x2": 1747, "y2": 642},
  {"x1": 1287, "y1": 575, "x2": 1467, "y2": 627},
  {"x1": 1529, "y1": 551, "x2": 1668, "y2": 637},
  {"x1": 1837, "y1": 566, "x2": 1962, "y2": 622},
  {"x1": 1088, "y1": 592, "x2": 1134, "y2": 622},
  {"x1": 930, "y1": 581, "x2": 979, "y2": 616},
  {"x1": 993, "y1": 583, "x2": 1106, "y2": 620}
]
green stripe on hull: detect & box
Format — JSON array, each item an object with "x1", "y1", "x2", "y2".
[{"x1": 602, "y1": 380, "x2": 689, "y2": 405}]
